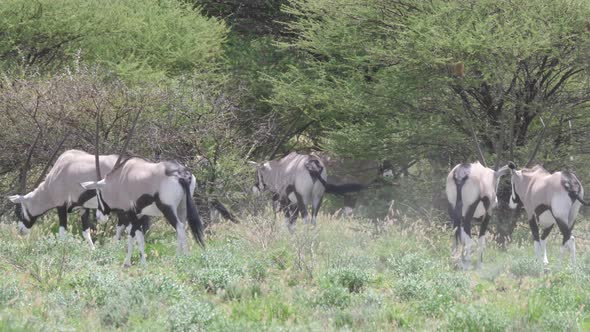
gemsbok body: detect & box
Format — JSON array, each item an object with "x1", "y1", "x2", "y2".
[
  {"x1": 81, "y1": 157, "x2": 205, "y2": 267},
  {"x1": 508, "y1": 162, "x2": 589, "y2": 266},
  {"x1": 251, "y1": 152, "x2": 364, "y2": 230},
  {"x1": 445, "y1": 161, "x2": 510, "y2": 269},
  {"x1": 8, "y1": 149, "x2": 136, "y2": 249}
]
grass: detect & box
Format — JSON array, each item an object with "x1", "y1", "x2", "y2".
[{"x1": 0, "y1": 210, "x2": 589, "y2": 331}]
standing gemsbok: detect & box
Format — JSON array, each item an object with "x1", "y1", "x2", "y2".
[
  {"x1": 81, "y1": 157, "x2": 205, "y2": 267},
  {"x1": 446, "y1": 161, "x2": 510, "y2": 269},
  {"x1": 7, "y1": 149, "x2": 140, "y2": 249},
  {"x1": 251, "y1": 152, "x2": 364, "y2": 231},
  {"x1": 508, "y1": 162, "x2": 589, "y2": 266}
]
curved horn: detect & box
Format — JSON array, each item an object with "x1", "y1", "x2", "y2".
[
  {"x1": 33, "y1": 131, "x2": 71, "y2": 189},
  {"x1": 18, "y1": 130, "x2": 42, "y2": 193},
  {"x1": 94, "y1": 105, "x2": 102, "y2": 181},
  {"x1": 114, "y1": 108, "x2": 142, "y2": 169},
  {"x1": 526, "y1": 117, "x2": 547, "y2": 168}
]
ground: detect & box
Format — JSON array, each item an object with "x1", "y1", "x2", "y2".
[{"x1": 0, "y1": 210, "x2": 589, "y2": 331}]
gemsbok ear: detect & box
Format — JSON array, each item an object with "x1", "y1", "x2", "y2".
[
  {"x1": 8, "y1": 195, "x2": 24, "y2": 204},
  {"x1": 508, "y1": 161, "x2": 517, "y2": 170}
]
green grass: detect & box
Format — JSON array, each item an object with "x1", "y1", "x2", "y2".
[{"x1": 0, "y1": 211, "x2": 589, "y2": 331}]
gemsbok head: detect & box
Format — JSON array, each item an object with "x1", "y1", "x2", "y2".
[
  {"x1": 445, "y1": 161, "x2": 510, "y2": 269},
  {"x1": 507, "y1": 161, "x2": 589, "y2": 266}
]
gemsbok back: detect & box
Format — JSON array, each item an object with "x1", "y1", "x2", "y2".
[
  {"x1": 8, "y1": 149, "x2": 138, "y2": 249},
  {"x1": 446, "y1": 161, "x2": 510, "y2": 269},
  {"x1": 81, "y1": 157, "x2": 205, "y2": 267},
  {"x1": 508, "y1": 162, "x2": 589, "y2": 266}
]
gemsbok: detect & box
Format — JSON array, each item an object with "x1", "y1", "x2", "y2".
[
  {"x1": 250, "y1": 152, "x2": 364, "y2": 231},
  {"x1": 508, "y1": 161, "x2": 589, "y2": 266},
  {"x1": 8, "y1": 149, "x2": 138, "y2": 249},
  {"x1": 446, "y1": 161, "x2": 510, "y2": 269},
  {"x1": 81, "y1": 157, "x2": 205, "y2": 267}
]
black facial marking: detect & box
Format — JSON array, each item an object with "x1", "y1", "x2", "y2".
[{"x1": 14, "y1": 204, "x2": 38, "y2": 227}]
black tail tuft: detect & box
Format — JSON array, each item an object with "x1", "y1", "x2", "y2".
[
  {"x1": 179, "y1": 177, "x2": 205, "y2": 248},
  {"x1": 325, "y1": 183, "x2": 366, "y2": 195},
  {"x1": 210, "y1": 199, "x2": 239, "y2": 223}
]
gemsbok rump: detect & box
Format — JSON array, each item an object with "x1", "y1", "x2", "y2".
[
  {"x1": 508, "y1": 162, "x2": 590, "y2": 266},
  {"x1": 8, "y1": 149, "x2": 137, "y2": 249},
  {"x1": 251, "y1": 152, "x2": 364, "y2": 230},
  {"x1": 446, "y1": 161, "x2": 510, "y2": 269},
  {"x1": 81, "y1": 157, "x2": 205, "y2": 267}
]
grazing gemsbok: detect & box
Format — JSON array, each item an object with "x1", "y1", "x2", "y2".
[
  {"x1": 445, "y1": 161, "x2": 510, "y2": 269},
  {"x1": 7, "y1": 149, "x2": 137, "y2": 249},
  {"x1": 251, "y1": 152, "x2": 364, "y2": 230},
  {"x1": 507, "y1": 162, "x2": 589, "y2": 266},
  {"x1": 81, "y1": 157, "x2": 205, "y2": 266}
]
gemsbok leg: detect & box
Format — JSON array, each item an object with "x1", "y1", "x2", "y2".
[
  {"x1": 123, "y1": 211, "x2": 147, "y2": 267},
  {"x1": 57, "y1": 205, "x2": 68, "y2": 239},
  {"x1": 529, "y1": 215, "x2": 542, "y2": 261},
  {"x1": 477, "y1": 212, "x2": 491, "y2": 268},
  {"x1": 460, "y1": 199, "x2": 480, "y2": 270},
  {"x1": 553, "y1": 214, "x2": 575, "y2": 266},
  {"x1": 311, "y1": 195, "x2": 323, "y2": 226},
  {"x1": 156, "y1": 200, "x2": 188, "y2": 255},
  {"x1": 80, "y1": 209, "x2": 96, "y2": 250},
  {"x1": 540, "y1": 224, "x2": 554, "y2": 266},
  {"x1": 295, "y1": 191, "x2": 310, "y2": 225}
]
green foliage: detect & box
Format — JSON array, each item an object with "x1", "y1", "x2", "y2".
[
  {"x1": 446, "y1": 304, "x2": 511, "y2": 332},
  {"x1": 0, "y1": 0, "x2": 227, "y2": 80},
  {"x1": 0, "y1": 213, "x2": 589, "y2": 330},
  {"x1": 323, "y1": 266, "x2": 371, "y2": 293},
  {"x1": 509, "y1": 255, "x2": 542, "y2": 278}
]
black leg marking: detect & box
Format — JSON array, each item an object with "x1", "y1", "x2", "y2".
[
  {"x1": 57, "y1": 205, "x2": 68, "y2": 230},
  {"x1": 449, "y1": 203, "x2": 462, "y2": 247},
  {"x1": 81, "y1": 209, "x2": 91, "y2": 232},
  {"x1": 479, "y1": 214, "x2": 491, "y2": 238},
  {"x1": 462, "y1": 199, "x2": 480, "y2": 242},
  {"x1": 478, "y1": 197, "x2": 491, "y2": 238},
  {"x1": 126, "y1": 211, "x2": 142, "y2": 237},
  {"x1": 553, "y1": 216, "x2": 572, "y2": 245},
  {"x1": 294, "y1": 191, "x2": 308, "y2": 220},
  {"x1": 541, "y1": 224, "x2": 554, "y2": 240},
  {"x1": 155, "y1": 197, "x2": 179, "y2": 230},
  {"x1": 529, "y1": 215, "x2": 540, "y2": 242},
  {"x1": 116, "y1": 211, "x2": 129, "y2": 228}
]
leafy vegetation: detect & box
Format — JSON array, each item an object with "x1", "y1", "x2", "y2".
[
  {"x1": 1, "y1": 0, "x2": 590, "y2": 329},
  {"x1": 0, "y1": 212, "x2": 589, "y2": 330}
]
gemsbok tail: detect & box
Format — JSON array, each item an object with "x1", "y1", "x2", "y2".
[
  {"x1": 210, "y1": 198, "x2": 239, "y2": 223},
  {"x1": 179, "y1": 177, "x2": 205, "y2": 248},
  {"x1": 452, "y1": 166, "x2": 469, "y2": 223},
  {"x1": 305, "y1": 159, "x2": 366, "y2": 195}
]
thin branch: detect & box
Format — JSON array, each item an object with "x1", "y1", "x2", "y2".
[{"x1": 33, "y1": 131, "x2": 71, "y2": 188}]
